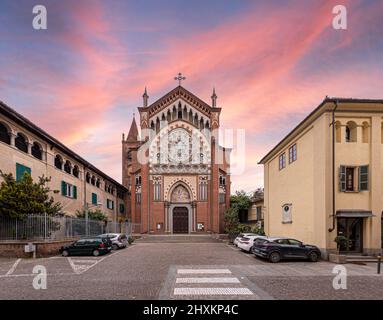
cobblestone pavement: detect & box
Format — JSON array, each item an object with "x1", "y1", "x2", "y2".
[{"x1": 0, "y1": 240, "x2": 382, "y2": 299}]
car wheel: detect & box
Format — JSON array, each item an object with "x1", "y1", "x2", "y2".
[
  {"x1": 93, "y1": 249, "x2": 100, "y2": 257},
  {"x1": 308, "y1": 251, "x2": 319, "y2": 262},
  {"x1": 269, "y1": 251, "x2": 281, "y2": 263},
  {"x1": 112, "y1": 244, "x2": 118, "y2": 250},
  {"x1": 62, "y1": 250, "x2": 69, "y2": 257}
]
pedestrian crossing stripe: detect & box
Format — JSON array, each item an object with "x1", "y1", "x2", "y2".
[
  {"x1": 174, "y1": 287, "x2": 253, "y2": 295},
  {"x1": 176, "y1": 277, "x2": 240, "y2": 283},
  {"x1": 177, "y1": 269, "x2": 231, "y2": 274}
]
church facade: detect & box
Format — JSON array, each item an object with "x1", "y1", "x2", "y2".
[{"x1": 122, "y1": 84, "x2": 231, "y2": 234}]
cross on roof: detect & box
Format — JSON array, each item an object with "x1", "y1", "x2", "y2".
[{"x1": 174, "y1": 72, "x2": 186, "y2": 86}]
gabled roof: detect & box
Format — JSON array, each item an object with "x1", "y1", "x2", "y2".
[
  {"x1": 138, "y1": 85, "x2": 221, "y2": 118},
  {"x1": 258, "y1": 97, "x2": 383, "y2": 164},
  {"x1": 0, "y1": 100, "x2": 127, "y2": 191},
  {"x1": 126, "y1": 117, "x2": 138, "y2": 142}
]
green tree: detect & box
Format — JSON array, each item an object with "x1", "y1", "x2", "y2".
[
  {"x1": 224, "y1": 206, "x2": 239, "y2": 234},
  {"x1": 230, "y1": 190, "x2": 252, "y2": 222},
  {"x1": 0, "y1": 171, "x2": 62, "y2": 219},
  {"x1": 75, "y1": 208, "x2": 108, "y2": 222}
]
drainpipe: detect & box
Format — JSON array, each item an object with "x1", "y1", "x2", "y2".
[{"x1": 329, "y1": 100, "x2": 338, "y2": 232}]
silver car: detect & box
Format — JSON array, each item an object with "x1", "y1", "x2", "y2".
[{"x1": 98, "y1": 233, "x2": 128, "y2": 250}]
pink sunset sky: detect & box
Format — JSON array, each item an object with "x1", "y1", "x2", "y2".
[{"x1": 1, "y1": 0, "x2": 383, "y2": 193}]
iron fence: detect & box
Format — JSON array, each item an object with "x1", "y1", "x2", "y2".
[{"x1": 0, "y1": 214, "x2": 141, "y2": 241}]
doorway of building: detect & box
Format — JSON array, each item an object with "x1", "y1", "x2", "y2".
[
  {"x1": 337, "y1": 218, "x2": 363, "y2": 253},
  {"x1": 173, "y1": 207, "x2": 189, "y2": 233}
]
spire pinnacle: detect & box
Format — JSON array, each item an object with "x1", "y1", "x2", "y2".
[
  {"x1": 143, "y1": 87, "x2": 149, "y2": 107},
  {"x1": 211, "y1": 87, "x2": 217, "y2": 107}
]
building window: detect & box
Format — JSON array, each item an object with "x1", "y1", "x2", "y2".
[
  {"x1": 16, "y1": 163, "x2": 31, "y2": 181},
  {"x1": 345, "y1": 121, "x2": 357, "y2": 142},
  {"x1": 339, "y1": 165, "x2": 368, "y2": 192},
  {"x1": 107, "y1": 199, "x2": 114, "y2": 210},
  {"x1": 31, "y1": 142, "x2": 42, "y2": 160},
  {"x1": 15, "y1": 133, "x2": 28, "y2": 153},
  {"x1": 92, "y1": 193, "x2": 98, "y2": 205},
  {"x1": 288, "y1": 144, "x2": 297, "y2": 163},
  {"x1": 127, "y1": 151, "x2": 132, "y2": 161},
  {"x1": 154, "y1": 182, "x2": 161, "y2": 201},
  {"x1": 86, "y1": 172, "x2": 90, "y2": 183},
  {"x1": 73, "y1": 165, "x2": 79, "y2": 178},
  {"x1": 96, "y1": 178, "x2": 101, "y2": 188},
  {"x1": 119, "y1": 203, "x2": 125, "y2": 214},
  {"x1": 136, "y1": 193, "x2": 141, "y2": 204},
  {"x1": 199, "y1": 182, "x2": 207, "y2": 201},
  {"x1": 279, "y1": 153, "x2": 286, "y2": 170},
  {"x1": 359, "y1": 165, "x2": 369, "y2": 191},
  {"x1": 55, "y1": 155, "x2": 63, "y2": 170},
  {"x1": 0, "y1": 122, "x2": 11, "y2": 145},
  {"x1": 91, "y1": 175, "x2": 96, "y2": 186},
  {"x1": 61, "y1": 181, "x2": 77, "y2": 199},
  {"x1": 64, "y1": 160, "x2": 72, "y2": 174},
  {"x1": 135, "y1": 175, "x2": 141, "y2": 186},
  {"x1": 256, "y1": 206, "x2": 262, "y2": 221},
  {"x1": 219, "y1": 193, "x2": 225, "y2": 204}
]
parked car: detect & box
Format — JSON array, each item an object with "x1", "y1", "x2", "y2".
[
  {"x1": 98, "y1": 233, "x2": 128, "y2": 250},
  {"x1": 233, "y1": 233, "x2": 257, "y2": 247},
  {"x1": 60, "y1": 237, "x2": 112, "y2": 257},
  {"x1": 251, "y1": 237, "x2": 321, "y2": 263},
  {"x1": 237, "y1": 235, "x2": 266, "y2": 252}
]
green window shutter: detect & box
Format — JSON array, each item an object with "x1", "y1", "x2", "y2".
[
  {"x1": 73, "y1": 185, "x2": 77, "y2": 199},
  {"x1": 61, "y1": 181, "x2": 67, "y2": 196},
  {"x1": 16, "y1": 163, "x2": 31, "y2": 181},
  {"x1": 339, "y1": 166, "x2": 346, "y2": 192},
  {"x1": 112, "y1": 201, "x2": 114, "y2": 210},
  {"x1": 359, "y1": 165, "x2": 368, "y2": 191},
  {"x1": 92, "y1": 193, "x2": 97, "y2": 205}
]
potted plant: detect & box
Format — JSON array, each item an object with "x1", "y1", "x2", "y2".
[{"x1": 329, "y1": 235, "x2": 348, "y2": 264}]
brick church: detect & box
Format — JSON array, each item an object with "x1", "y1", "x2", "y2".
[{"x1": 122, "y1": 78, "x2": 230, "y2": 234}]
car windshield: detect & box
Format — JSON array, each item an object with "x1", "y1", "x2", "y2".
[{"x1": 254, "y1": 239, "x2": 267, "y2": 245}]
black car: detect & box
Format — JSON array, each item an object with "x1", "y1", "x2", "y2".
[
  {"x1": 59, "y1": 237, "x2": 112, "y2": 257},
  {"x1": 251, "y1": 237, "x2": 321, "y2": 263}
]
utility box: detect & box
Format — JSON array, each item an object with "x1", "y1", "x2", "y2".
[{"x1": 24, "y1": 243, "x2": 36, "y2": 253}]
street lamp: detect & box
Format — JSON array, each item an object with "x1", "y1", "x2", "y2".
[{"x1": 85, "y1": 201, "x2": 102, "y2": 236}]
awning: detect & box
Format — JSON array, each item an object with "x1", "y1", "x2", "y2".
[{"x1": 336, "y1": 210, "x2": 374, "y2": 218}]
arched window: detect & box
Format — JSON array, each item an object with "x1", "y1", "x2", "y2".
[
  {"x1": 156, "y1": 117, "x2": 160, "y2": 133},
  {"x1": 335, "y1": 121, "x2": 341, "y2": 143},
  {"x1": 189, "y1": 110, "x2": 193, "y2": 123},
  {"x1": 183, "y1": 106, "x2": 187, "y2": 119},
  {"x1": 91, "y1": 175, "x2": 96, "y2": 186},
  {"x1": 362, "y1": 121, "x2": 369, "y2": 143},
  {"x1": 55, "y1": 155, "x2": 63, "y2": 169},
  {"x1": 96, "y1": 178, "x2": 100, "y2": 188},
  {"x1": 15, "y1": 133, "x2": 28, "y2": 153},
  {"x1": 86, "y1": 172, "x2": 90, "y2": 183},
  {"x1": 167, "y1": 110, "x2": 171, "y2": 122},
  {"x1": 194, "y1": 114, "x2": 198, "y2": 127},
  {"x1": 31, "y1": 142, "x2": 42, "y2": 160},
  {"x1": 205, "y1": 120, "x2": 210, "y2": 130},
  {"x1": 345, "y1": 121, "x2": 357, "y2": 142},
  {"x1": 200, "y1": 118, "x2": 204, "y2": 130},
  {"x1": 0, "y1": 122, "x2": 11, "y2": 145},
  {"x1": 73, "y1": 165, "x2": 79, "y2": 178},
  {"x1": 64, "y1": 160, "x2": 72, "y2": 174}
]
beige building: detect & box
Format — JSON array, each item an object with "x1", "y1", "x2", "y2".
[
  {"x1": 0, "y1": 100, "x2": 127, "y2": 222},
  {"x1": 260, "y1": 98, "x2": 383, "y2": 258}
]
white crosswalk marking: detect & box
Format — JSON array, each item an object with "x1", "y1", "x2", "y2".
[
  {"x1": 176, "y1": 277, "x2": 240, "y2": 283},
  {"x1": 174, "y1": 287, "x2": 253, "y2": 295},
  {"x1": 173, "y1": 268, "x2": 253, "y2": 297},
  {"x1": 177, "y1": 268, "x2": 231, "y2": 274}
]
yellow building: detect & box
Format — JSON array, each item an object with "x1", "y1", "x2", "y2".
[
  {"x1": 259, "y1": 98, "x2": 383, "y2": 258},
  {"x1": 0, "y1": 100, "x2": 127, "y2": 222}
]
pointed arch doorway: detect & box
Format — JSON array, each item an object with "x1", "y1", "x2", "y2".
[{"x1": 166, "y1": 183, "x2": 195, "y2": 234}]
